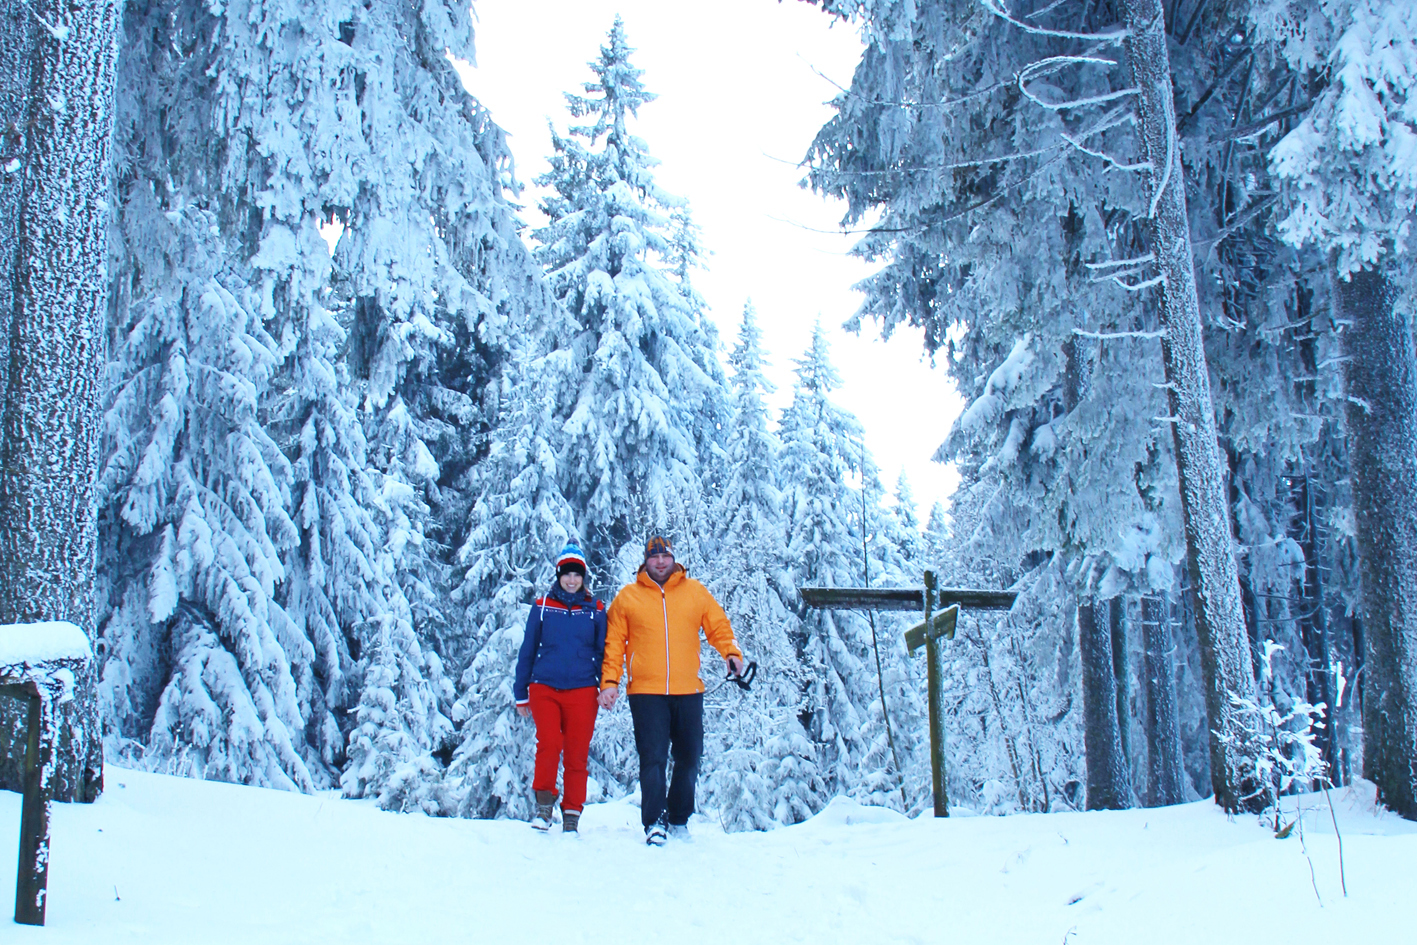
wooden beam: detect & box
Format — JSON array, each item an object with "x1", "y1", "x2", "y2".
[
  {"x1": 14, "y1": 690, "x2": 49, "y2": 925},
  {"x1": 934, "y1": 589, "x2": 1018, "y2": 611},
  {"x1": 801, "y1": 586, "x2": 1018, "y2": 613},
  {"x1": 800, "y1": 587, "x2": 923, "y2": 612},
  {"x1": 905, "y1": 606, "x2": 959, "y2": 655}
]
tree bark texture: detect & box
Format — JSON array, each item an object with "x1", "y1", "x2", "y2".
[
  {"x1": 1109, "y1": 596, "x2": 1131, "y2": 771},
  {"x1": 1142, "y1": 595, "x2": 1187, "y2": 806},
  {"x1": 0, "y1": 0, "x2": 121, "y2": 802},
  {"x1": 1119, "y1": 0, "x2": 1261, "y2": 813},
  {"x1": 1079, "y1": 599, "x2": 1133, "y2": 810},
  {"x1": 1337, "y1": 265, "x2": 1417, "y2": 820}
]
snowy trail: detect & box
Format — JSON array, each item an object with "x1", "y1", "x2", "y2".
[{"x1": 2, "y1": 767, "x2": 1412, "y2": 943}]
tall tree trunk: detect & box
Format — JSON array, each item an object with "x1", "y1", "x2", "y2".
[
  {"x1": 1079, "y1": 599, "x2": 1133, "y2": 810},
  {"x1": 1336, "y1": 264, "x2": 1417, "y2": 820},
  {"x1": 1119, "y1": 0, "x2": 1261, "y2": 813},
  {"x1": 1110, "y1": 596, "x2": 1132, "y2": 772},
  {"x1": 1293, "y1": 473, "x2": 1337, "y2": 780},
  {"x1": 0, "y1": 0, "x2": 122, "y2": 802},
  {"x1": 1142, "y1": 595, "x2": 1187, "y2": 806}
]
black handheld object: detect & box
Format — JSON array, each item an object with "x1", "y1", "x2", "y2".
[{"x1": 727, "y1": 661, "x2": 758, "y2": 692}]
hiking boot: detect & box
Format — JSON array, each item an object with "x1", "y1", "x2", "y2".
[
  {"x1": 531, "y1": 790, "x2": 557, "y2": 832},
  {"x1": 645, "y1": 818, "x2": 668, "y2": 847},
  {"x1": 667, "y1": 823, "x2": 692, "y2": 842},
  {"x1": 562, "y1": 810, "x2": 581, "y2": 836}
]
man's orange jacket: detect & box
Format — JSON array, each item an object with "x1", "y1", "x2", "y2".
[{"x1": 601, "y1": 565, "x2": 742, "y2": 696}]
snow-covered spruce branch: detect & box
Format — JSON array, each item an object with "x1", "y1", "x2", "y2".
[
  {"x1": 1071, "y1": 327, "x2": 1166, "y2": 340},
  {"x1": 979, "y1": 0, "x2": 1128, "y2": 44},
  {"x1": 807, "y1": 143, "x2": 1062, "y2": 177}
]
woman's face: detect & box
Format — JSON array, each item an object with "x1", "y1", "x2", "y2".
[{"x1": 559, "y1": 570, "x2": 584, "y2": 593}]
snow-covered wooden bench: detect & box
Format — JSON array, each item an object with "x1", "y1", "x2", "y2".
[{"x1": 0, "y1": 621, "x2": 92, "y2": 927}]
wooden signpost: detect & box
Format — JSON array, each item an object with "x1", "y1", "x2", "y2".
[
  {"x1": 800, "y1": 571, "x2": 1017, "y2": 817},
  {"x1": 1, "y1": 622, "x2": 93, "y2": 926}
]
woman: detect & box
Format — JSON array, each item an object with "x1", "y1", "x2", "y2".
[{"x1": 513, "y1": 542, "x2": 607, "y2": 834}]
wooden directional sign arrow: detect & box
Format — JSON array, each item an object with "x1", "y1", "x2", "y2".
[{"x1": 904, "y1": 605, "x2": 958, "y2": 655}]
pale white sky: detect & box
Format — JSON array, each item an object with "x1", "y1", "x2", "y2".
[{"x1": 457, "y1": 0, "x2": 963, "y2": 520}]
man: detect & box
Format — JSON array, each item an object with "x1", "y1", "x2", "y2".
[{"x1": 599, "y1": 536, "x2": 747, "y2": 846}]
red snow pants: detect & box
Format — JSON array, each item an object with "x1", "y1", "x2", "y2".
[{"x1": 528, "y1": 683, "x2": 598, "y2": 812}]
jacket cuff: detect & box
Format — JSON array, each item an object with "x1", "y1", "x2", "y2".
[{"x1": 601, "y1": 680, "x2": 618, "y2": 690}]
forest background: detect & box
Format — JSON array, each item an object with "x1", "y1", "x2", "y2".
[{"x1": 0, "y1": 0, "x2": 1413, "y2": 832}]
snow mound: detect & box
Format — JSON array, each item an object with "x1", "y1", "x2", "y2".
[
  {"x1": 803, "y1": 794, "x2": 908, "y2": 828},
  {"x1": 0, "y1": 621, "x2": 91, "y2": 666}
]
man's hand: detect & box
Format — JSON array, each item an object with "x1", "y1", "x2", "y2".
[
  {"x1": 515, "y1": 704, "x2": 531, "y2": 719},
  {"x1": 726, "y1": 655, "x2": 746, "y2": 677},
  {"x1": 598, "y1": 688, "x2": 619, "y2": 710}
]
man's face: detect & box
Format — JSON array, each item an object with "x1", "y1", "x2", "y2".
[{"x1": 645, "y1": 551, "x2": 676, "y2": 584}]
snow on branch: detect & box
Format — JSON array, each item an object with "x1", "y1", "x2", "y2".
[
  {"x1": 1111, "y1": 273, "x2": 1166, "y2": 292},
  {"x1": 1071, "y1": 327, "x2": 1166, "y2": 341},
  {"x1": 1083, "y1": 254, "x2": 1155, "y2": 271},
  {"x1": 980, "y1": 0, "x2": 1128, "y2": 44},
  {"x1": 1058, "y1": 132, "x2": 1150, "y2": 172}
]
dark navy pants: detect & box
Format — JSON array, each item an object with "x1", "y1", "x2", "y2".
[{"x1": 628, "y1": 692, "x2": 704, "y2": 828}]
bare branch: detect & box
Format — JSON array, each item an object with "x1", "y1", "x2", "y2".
[
  {"x1": 980, "y1": 0, "x2": 1129, "y2": 44},
  {"x1": 1113, "y1": 273, "x2": 1166, "y2": 292},
  {"x1": 1059, "y1": 132, "x2": 1151, "y2": 172}
]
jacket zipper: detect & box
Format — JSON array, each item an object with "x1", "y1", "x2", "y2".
[{"x1": 661, "y1": 587, "x2": 670, "y2": 695}]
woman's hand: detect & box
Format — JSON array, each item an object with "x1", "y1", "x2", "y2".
[{"x1": 515, "y1": 704, "x2": 532, "y2": 718}]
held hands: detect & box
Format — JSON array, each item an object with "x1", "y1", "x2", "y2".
[
  {"x1": 598, "y1": 688, "x2": 619, "y2": 711},
  {"x1": 515, "y1": 704, "x2": 531, "y2": 718}
]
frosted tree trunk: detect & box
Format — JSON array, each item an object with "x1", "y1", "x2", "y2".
[
  {"x1": 1110, "y1": 596, "x2": 1132, "y2": 771},
  {"x1": 0, "y1": 0, "x2": 35, "y2": 401},
  {"x1": 0, "y1": 0, "x2": 121, "y2": 803},
  {"x1": 1142, "y1": 595, "x2": 1186, "y2": 807},
  {"x1": 1079, "y1": 599, "x2": 1132, "y2": 810},
  {"x1": 1119, "y1": 0, "x2": 1260, "y2": 813},
  {"x1": 1337, "y1": 264, "x2": 1417, "y2": 820}
]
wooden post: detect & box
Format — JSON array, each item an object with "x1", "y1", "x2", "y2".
[
  {"x1": 14, "y1": 686, "x2": 50, "y2": 925},
  {"x1": 922, "y1": 572, "x2": 950, "y2": 817}
]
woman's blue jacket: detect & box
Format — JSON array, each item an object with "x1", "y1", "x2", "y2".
[{"x1": 513, "y1": 584, "x2": 608, "y2": 703}]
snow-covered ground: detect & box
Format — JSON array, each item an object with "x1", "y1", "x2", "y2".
[{"x1": 3, "y1": 768, "x2": 1412, "y2": 943}]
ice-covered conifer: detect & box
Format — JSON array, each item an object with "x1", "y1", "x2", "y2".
[{"x1": 533, "y1": 17, "x2": 729, "y2": 567}]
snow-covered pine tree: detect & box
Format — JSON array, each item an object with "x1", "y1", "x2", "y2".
[
  {"x1": 776, "y1": 325, "x2": 898, "y2": 808},
  {"x1": 325, "y1": 0, "x2": 554, "y2": 809},
  {"x1": 533, "y1": 16, "x2": 729, "y2": 571},
  {"x1": 98, "y1": 0, "x2": 344, "y2": 791},
  {"x1": 0, "y1": 0, "x2": 121, "y2": 802},
  {"x1": 1261, "y1": 0, "x2": 1417, "y2": 819},
  {"x1": 701, "y1": 303, "x2": 801, "y2": 830},
  {"x1": 440, "y1": 317, "x2": 581, "y2": 820},
  {"x1": 99, "y1": 1, "x2": 537, "y2": 801}
]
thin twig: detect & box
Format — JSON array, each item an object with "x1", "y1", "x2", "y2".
[{"x1": 1321, "y1": 781, "x2": 1349, "y2": 897}]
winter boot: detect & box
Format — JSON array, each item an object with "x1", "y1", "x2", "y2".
[
  {"x1": 667, "y1": 823, "x2": 692, "y2": 843},
  {"x1": 645, "y1": 816, "x2": 668, "y2": 847},
  {"x1": 532, "y1": 790, "x2": 557, "y2": 832},
  {"x1": 562, "y1": 810, "x2": 581, "y2": 836}
]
